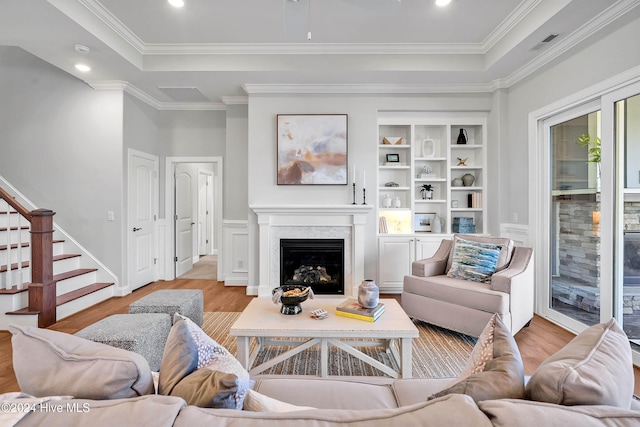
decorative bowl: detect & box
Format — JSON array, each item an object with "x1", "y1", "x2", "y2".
[{"x1": 272, "y1": 285, "x2": 312, "y2": 315}]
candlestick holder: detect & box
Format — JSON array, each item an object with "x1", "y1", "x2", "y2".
[
  {"x1": 352, "y1": 183, "x2": 357, "y2": 205},
  {"x1": 362, "y1": 188, "x2": 367, "y2": 205}
]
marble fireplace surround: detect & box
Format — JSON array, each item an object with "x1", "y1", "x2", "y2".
[{"x1": 251, "y1": 205, "x2": 372, "y2": 298}]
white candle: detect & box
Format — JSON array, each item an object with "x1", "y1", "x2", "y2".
[
  {"x1": 353, "y1": 165, "x2": 356, "y2": 183},
  {"x1": 363, "y1": 169, "x2": 366, "y2": 185}
]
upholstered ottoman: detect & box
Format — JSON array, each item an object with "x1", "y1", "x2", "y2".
[
  {"x1": 75, "y1": 313, "x2": 171, "y2": 371},
  {"x1": 128, "y1": 289, "x2": 204, "y2": 326}
]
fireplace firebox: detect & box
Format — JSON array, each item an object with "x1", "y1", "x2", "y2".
[{"x1": 280, "y1": 239, "x2": 344, "y2": 295}]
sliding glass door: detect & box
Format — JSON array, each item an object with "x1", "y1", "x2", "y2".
[
  {"x1": 615, "y1": 92, "x2": 640, "y2": 348},
  {"x1": 547, "y1": 108, "x2": 602, "y2": 329}
]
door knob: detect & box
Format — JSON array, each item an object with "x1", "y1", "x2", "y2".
[{"x1": 133, "y1": 227, "x2": 142, "y2": 232}]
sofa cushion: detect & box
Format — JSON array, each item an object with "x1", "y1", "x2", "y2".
[
  {"x1": 428, "y1": 315, "x2": 524, "y2": 402},
  {"x1": 243, "y1": 389, "x2": 316, "y2": 412},
  {"x1": 10, "y1": 395, "x2": 185, "y2": 427},
  {"x1": 9, "y1": 324, "x2": 154, "y2": 399},
  {"x1": 447, "y1": 235, "x2": 515, "y2": 274},
  {"x1": 478, "y1": 399, "x2": 640, "y2": 427},
  {"x1": 173, "y1": 394, "x2": 494, "y2": 427},
  {"x1": 253, "y1": 378, "x2": 398, "y2": 410},
  {"x1": 161, "y1": 313, "x2": 250, "y2": 410},
  {"x1": 525, "y1": 318, "x2": 633, "y2": 408},
  {"x1": 403, "y1": 275, "x2": 509, "y2": 315},
  {"x1": 447, "y1": 238, "x2": 503, "y2": 283}
]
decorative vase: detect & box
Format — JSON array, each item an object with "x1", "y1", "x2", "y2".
[
  {"x1": 382, "y1": 194, "x2": 392, "y2": 208},
  {"x1": 358, "y1": 279, "x2": 379, "y2": 309},
  {"x1": 456, "y1": 128, "x2": 468, "y2": 144},
  {"x1": 393, "y1": 197, "x2": 401, "y2": 208},
  {"x1": 462, "y1": 173, "x2": 476, "y2": 187},
  {"x1": 421, "y1": 138, "x2": 435, "y2": 157},
  {"x1": 432, "y1": 214, "x2": 442, "y2": 233},
  {"x1": 452, "y1": 177, "x2": 463, "y2": 187}
]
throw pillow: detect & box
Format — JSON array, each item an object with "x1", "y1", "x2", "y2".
[
  {"x1": 447, "y1": 237, "x2": 503, "y2": 283},
  {"x1": 428, "y1": 314, "x2": 524, "y2": 403},
  {"x1": 243, "y1": 389, "x2": 316, "y2": 412},
  {"x1": 446, "y1": 234, "x2": 514, "y2": 273},
  {"x1": 170, "y1": 368, "x2": 243, "y2": 408},
  {"x1": 458, "y1": 314, "x2": 497, "y2": 378},
  {"x1": 165, "y1": 313, "x2": 250, "y2": 409},
  {"x1": 525, "y1": 318, "x2": 633, "y2": 408},
  {"x1": 158, "y1": 316, "x2": 199, "y2": 395},
  {"x1": 9, "y1": 324, "x2": 154, "y2": 399}
]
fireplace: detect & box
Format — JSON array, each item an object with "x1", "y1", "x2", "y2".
[{"x1": 280, "y1": 239, "x2": 344, "y2": 295}]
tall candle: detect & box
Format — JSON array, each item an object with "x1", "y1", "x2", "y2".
[
  {"x1": 353, "y1": 165, "x2": 356, "y2": 183},
  {"x1": 363, "y1": 169, "x2": 366, "y2": 185}
]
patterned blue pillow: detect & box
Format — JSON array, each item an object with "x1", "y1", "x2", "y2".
[{"x1": 447, "y1": 238, "x2": 503, "y2": 283}]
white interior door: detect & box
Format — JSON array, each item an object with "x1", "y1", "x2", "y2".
[
  {"x1": 198, "y1": 170, "x2": 213, "y2": 255},
  {"x1": 175, "y1": 170, "x2": 194, "y2": 277},
  {"x1": 128, "y1": 150, "x2": 157, "y2": 290}
]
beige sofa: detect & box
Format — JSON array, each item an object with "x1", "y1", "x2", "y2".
[
  {"x1": 4, "y1": 312, "x2": 640, "y2": 426},
  {"x1": 403, "y1": 234, "x2": 534, "y2": 337}
]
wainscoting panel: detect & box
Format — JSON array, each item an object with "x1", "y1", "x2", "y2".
[
  {"x1": 222, "y1": 220, "x2": 248, "y2": 286},
  {"x1": 500, "y1": 223, "x2": 530, "y2": 246}
]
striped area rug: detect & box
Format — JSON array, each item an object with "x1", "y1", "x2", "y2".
[{"x1": 201, "y1": 312, "x2": 476, "y2": 378}]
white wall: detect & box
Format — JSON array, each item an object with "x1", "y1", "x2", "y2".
[
  {"x1": 0, "y1": 46, "x2": 125, "y2": 281},
  {"x1": 246, "y1": 93, "x2": 495, "y2": 289}
]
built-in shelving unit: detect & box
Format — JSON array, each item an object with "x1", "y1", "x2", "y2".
[
  {"x1": 377, "y1": 114, "x2": 488, "y2": 236},
  {"x1": 374, "y1": 113, "x2": 488, "y2": 293}
]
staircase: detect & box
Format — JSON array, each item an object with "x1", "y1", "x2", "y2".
[{"x1": 0, "y1": 184, "x2": 117, "y2": 330}]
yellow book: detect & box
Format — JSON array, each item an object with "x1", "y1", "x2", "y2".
[{"x1": 335, "y1": 307, "x2": 384, "y2": 322}]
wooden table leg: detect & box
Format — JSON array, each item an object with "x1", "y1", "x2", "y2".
[
  {"x1": 236, "y1": 336, "x2": 251, "y2": 369},
  {"x1": 320, "y1": 338, "x2": 329, "y2": 378},
  {"x1": 400, "y1": 337, "x2": 413, "y2": 378}
]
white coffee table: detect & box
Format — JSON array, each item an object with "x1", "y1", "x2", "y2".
[{"x1": 229, "y1": 297, "x2": 419, "y2": 378}]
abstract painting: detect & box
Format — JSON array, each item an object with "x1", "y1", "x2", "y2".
[{"x1": 277, "y1": 114, "x2": 348, "y2": 185}]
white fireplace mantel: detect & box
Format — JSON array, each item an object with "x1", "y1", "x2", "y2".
[{"x1": 250, "y1": 204, "x2": 373, "y2": 297}]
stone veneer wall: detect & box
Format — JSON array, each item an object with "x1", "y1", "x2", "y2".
[
  {"x1": 557, "y1": 199, "x2": 600, "y2": 284},
  {"x1": 625, "y1": 201, "x2": 640, "y2": 232}
]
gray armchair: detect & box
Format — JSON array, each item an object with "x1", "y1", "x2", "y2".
[{"x1": 402, "y1": 235, "x2": 534, "y2": 337}]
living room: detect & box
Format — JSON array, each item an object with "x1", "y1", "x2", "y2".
[{"x1": 1, "y1": 0, "x2": 640, "y2": 423}]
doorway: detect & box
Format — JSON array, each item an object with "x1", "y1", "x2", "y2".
[{"x1": 165, "y1": 157, "x2": 223, "y2": 281}]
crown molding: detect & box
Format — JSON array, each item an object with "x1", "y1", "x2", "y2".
[
  {"x1": 221, "y1": 96, "x2": 249, "y2": 105},
  {"x1": 87, "y1": 80, "x2": 226, "y2": 110},
  {"x1": 503, "y1": 0, "x2": 640, "y2": 88},
  {"x1": 481, "y1": 0, "x2": 542, "y2": 51},
  {"x1": 242, "y1": 83, "x2": 496, "y2": 95}
]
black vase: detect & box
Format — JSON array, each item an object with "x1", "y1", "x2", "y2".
[{"x1": 456, "y1": 128, "x2": 467, "y2": 144}]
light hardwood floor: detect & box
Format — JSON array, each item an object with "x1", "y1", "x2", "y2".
[{"x1": 1, "y1": 278, "x2": 638, "y2": 395}]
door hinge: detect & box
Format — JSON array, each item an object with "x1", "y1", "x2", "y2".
[
  {"x1": 154, "y1": 258, "x2": 157, "y2": 265},
  {"x1": 175, "y1": 256, "x2": 178, "y2": 262},
  {"x1": 175, "y1": 215, "x2": 178, "y2": 221}
]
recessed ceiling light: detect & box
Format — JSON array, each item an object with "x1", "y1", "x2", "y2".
[
  {"x1": 435, "y1": 0, "x2": 452, "y2": 6},
  {"x1": 168, "y1": 0, "x2": 184, "y2": 7},
  {"x1": 75, "y1": 63, "x2": 91, "y2": 72}
]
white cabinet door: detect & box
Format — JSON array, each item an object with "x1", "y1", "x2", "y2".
[
  {"x1": 377, "y1": 237, "x2": 415, "y2": 293},
  {"x1": 415, "y1": 236, "x2": 448, "y2": 261}
]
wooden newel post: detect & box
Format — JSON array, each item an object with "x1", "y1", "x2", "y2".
[{"x1": 28, "y1": 208, "x2": 56, "y2": 328}]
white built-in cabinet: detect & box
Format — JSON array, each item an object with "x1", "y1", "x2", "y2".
[{"x1": 376, "y1": 113, "x2": 488, "y2": 292}]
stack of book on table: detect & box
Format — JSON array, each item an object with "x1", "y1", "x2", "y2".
[{"x1": 335, "y1": 299, "x2": 385, "y2": 322}]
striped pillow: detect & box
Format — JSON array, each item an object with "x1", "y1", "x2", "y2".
[{"x1": 447, "y1": 238, "x2": 502, "y2": 283}]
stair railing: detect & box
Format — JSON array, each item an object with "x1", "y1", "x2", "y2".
[{"x1": 0, "y1": 186, "x2": 56, "y2": 327}]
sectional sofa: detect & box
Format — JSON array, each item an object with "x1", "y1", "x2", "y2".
[{"x1": 3, "y1": 311, "x2": 639, "y2": 426}]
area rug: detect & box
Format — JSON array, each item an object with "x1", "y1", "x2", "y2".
[
  {"x1": 178, "y1": 255, "x2": 217, "y2": 280},
  {"x1": 201, "y1": 312, "x2": 477, "y2": 378}
]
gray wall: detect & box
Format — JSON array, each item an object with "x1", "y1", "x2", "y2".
[
  {"x1": 0, "y1": 46, "x2": 125, "y2": 281},
  {"x1": 225, "y1": 104, "x2": 249, "y2": 220},
  {"x1": 246, "y1": 93, "x2": 495, "y2": 288},
  {"x1": 503, "y1": 8, "x2": 640, "y2": 225}
]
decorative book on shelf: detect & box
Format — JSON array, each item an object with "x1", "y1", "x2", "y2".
[{"x1": 335, "y1": 299, "x2": 385, "y2": 322}]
